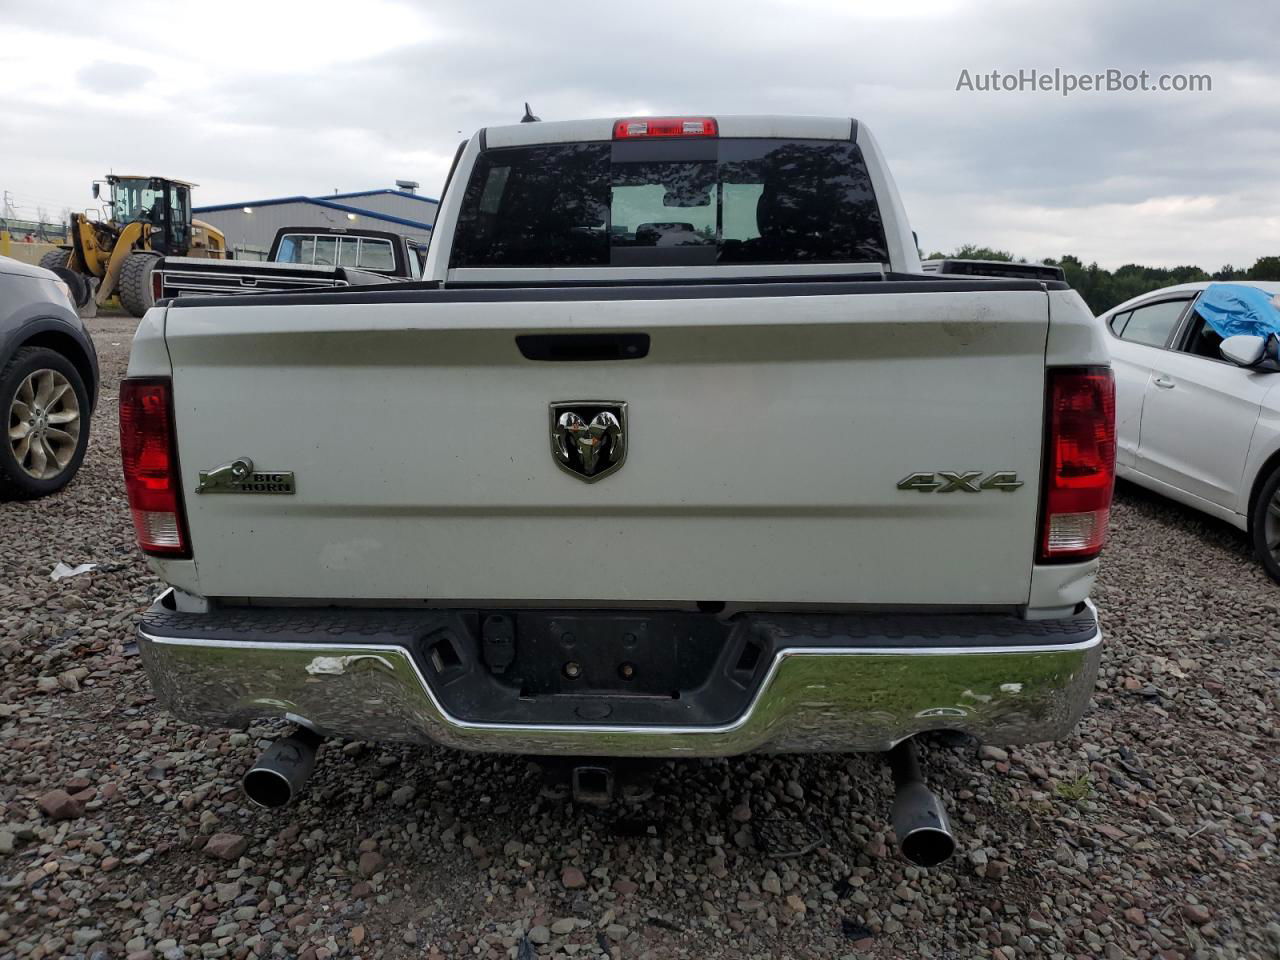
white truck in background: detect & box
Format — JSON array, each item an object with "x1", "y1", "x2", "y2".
[
  {"x1": 152, "y1": 225, "x2": 422, "y2": 301},
  {"x1": 120, "y1": 115, "x2": 1115, "y2": 866}
]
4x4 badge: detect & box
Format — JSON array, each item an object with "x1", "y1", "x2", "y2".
[
  {"x1": 897, "y1": 471, "x2": 1022, "y2": 493},
  {"x1": 196, "y1": 457, "x2": 295, "y2": 495},
  {"x1": 550, "y1": 401, "x2": 627, "y2": 483}
]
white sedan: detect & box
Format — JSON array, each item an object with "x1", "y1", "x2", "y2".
[{"x1": 1100, "y1": 281, "x2": 1280, "y2": 583}]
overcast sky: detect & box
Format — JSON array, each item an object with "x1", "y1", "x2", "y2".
[{"x1": 2, "y1": 0, "x2": 1276, "y2": 269}]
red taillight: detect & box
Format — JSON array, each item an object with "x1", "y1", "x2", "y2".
[
  {"x1": 613, "y1": 116, "x2": 718, "y2": 139},
  {"x1": 151, "y1": 268, "x2": 164, "y2": 303},
  {"x1": 119, "y1": 378, "x2": 190, "y2": 557},
  {"x1": 1039, "y1": 367, "x2": 1116, "y2": 562}
]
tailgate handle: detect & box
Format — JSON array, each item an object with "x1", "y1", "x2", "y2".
[{"x1": 516, "y1": 333, "x2": 649, "y2": 362}]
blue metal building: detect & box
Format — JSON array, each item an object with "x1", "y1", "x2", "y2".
[{"x1": 194, "y1": 185, "x2": 437, "y2": 257}]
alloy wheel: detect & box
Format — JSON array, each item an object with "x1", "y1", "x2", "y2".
[
  {"x1": 8, "y1": 368, "x2": 81, "y2": 480},
  {"x1": 1266, "y1": 489, "x2": 1280, "y2": 562}
]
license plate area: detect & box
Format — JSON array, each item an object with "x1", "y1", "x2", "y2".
[
  {"x1": 416, "y1": 610, "x2": 770, "y2": 726},
  {"x1": 510, "y1": 613, "x2": 725, "y2": 699}
]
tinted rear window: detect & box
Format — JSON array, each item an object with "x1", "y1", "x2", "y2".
[{"x1": 450, "y1": 138, "x2": 888, "y2": 269}]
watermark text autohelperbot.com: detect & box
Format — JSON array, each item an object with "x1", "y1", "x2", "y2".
[{"x1": 956, "y1": 68, "x2": 1211, "y2": 96}]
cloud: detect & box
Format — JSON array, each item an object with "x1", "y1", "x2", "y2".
[
  {"x1": 1, "y1": 0, "x2": 1276, "y2": 269},
  {"x1": 75, "y1": 62, "x2": 155, "y2": 93}
]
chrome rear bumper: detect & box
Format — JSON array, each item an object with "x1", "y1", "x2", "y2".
[{"x1": 137, "y1": 593, "x2": 1101, "y2": 757}]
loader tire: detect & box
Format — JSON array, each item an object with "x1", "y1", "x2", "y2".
[
  {"x1": 38, "y1": 249, "x2": 71, "y2": 272},
  {"x1": 119, "y1": 252, "x2": 161, "y2": 318},
  {"x1": 51, "y1": 267, "x2": 91, "y2": 308}
]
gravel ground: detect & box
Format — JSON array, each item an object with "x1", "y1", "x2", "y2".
[{"x1": 1, "y1": 311, "x2": 1277, "y2": 960}]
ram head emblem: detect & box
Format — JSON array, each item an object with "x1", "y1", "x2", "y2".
[{"x1": 550, "y1": 402, "x2": 627, "y2": 482}]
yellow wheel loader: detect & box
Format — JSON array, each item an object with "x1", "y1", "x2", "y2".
[{"x1": 40, "y1": 175, "x2": 229, "y2": 318}]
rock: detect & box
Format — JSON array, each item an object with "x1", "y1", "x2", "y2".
[
  {"x1": 1123, "y1": 907, "x2": 1146, "y2": 926},
  {"x1": 978, "y1": 745, "x2": 1009, "y2": 762},
  {"x1": 204, "y1": 833, "x2": 248, "y2": 861},
  {"x1": 731, "y1": 803, "x2": 752, "y2": 822},
  {"x1": 0, "y1": 829, "x2": 14, "y2": 854},
  {"x1": 528, "y1": 925, "x2": 551, "y2": 945},
  {"x1": 785, "y1": 894, "x2": 806, "y2": 914},
  {"x1": 762, "y1": 871, "x2": 783, "y2": 895},
  {"x1": 357, "y1": 851, "x2": 385, "y2": 877},
  {"x1": 1183, "y1": 902, "x2": 1211, "y2": 924},
  {"x1": 985, "y1": 860, "x2": 1011, "y2": 880},
  {"x1": 390, "y1": 784, "x2": 415, "y2": 806},
  {"x1": 561, "y1": 865, "x2": 587, "y2": 889},
  {"x1": 38, "y1": 789, "x2": 85, "y2": 820},
  {"x1": 73, "y1": 928, "x2": 103, "y2": 947},
  {"x1": 402, "y1": 927, "x2": 417, "y2": 945},
  {"x1": 550, "y1": 918, "x2": 576, "y2": 935},
  {"x1": 351, "y1": 925, "x2": 366, "y2": 946},
  {"x1": 612, "y1": 878, "x2": 638, "y2": 895}
]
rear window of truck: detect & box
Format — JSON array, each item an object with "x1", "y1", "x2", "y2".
[
  {"x1": 277, "y1": 234, "x2": 397, "y2": 271},
  {"x1": 450, "y1": 138, "x2": 889, "y2": 269}
]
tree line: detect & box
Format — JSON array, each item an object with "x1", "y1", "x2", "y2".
[{"x1": 924, "y1": 245, "x2": 1280, "y2": 315}]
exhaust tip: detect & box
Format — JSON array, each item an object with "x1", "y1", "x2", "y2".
[
  {"x1": 243, "y1": 767, "x2": 295, "y2": 809},
  {"x1": 887, "y1": 738, "x2": 958, "y2": 867},
  {"x1": 240, "y1": 728, "x2": 322, "y2": 809},
  {"x1": 899, "y1": 826, "x2": 957, "y2": 868}
]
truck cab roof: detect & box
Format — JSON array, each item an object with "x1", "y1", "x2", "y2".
[{"x1": 481, "y1": 114, "x2": 860, "y2": 148}]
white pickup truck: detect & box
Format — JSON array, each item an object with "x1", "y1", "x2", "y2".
[{"x1": 121, "y1": 115, "x2": 1114, "y2": 865}]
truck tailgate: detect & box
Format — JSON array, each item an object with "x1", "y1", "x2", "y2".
[{"x1": 163, "y1": 285, "x2": 1049, "y2": 605}]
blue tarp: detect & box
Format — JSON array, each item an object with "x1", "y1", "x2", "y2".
[{"x1": 1196, "y1": 283, "x2": 1280, "y2": 340}]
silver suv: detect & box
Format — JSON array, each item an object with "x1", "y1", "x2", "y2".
[{"x1": 0, "y1": 255, "x2": 99, "y2": 499}]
